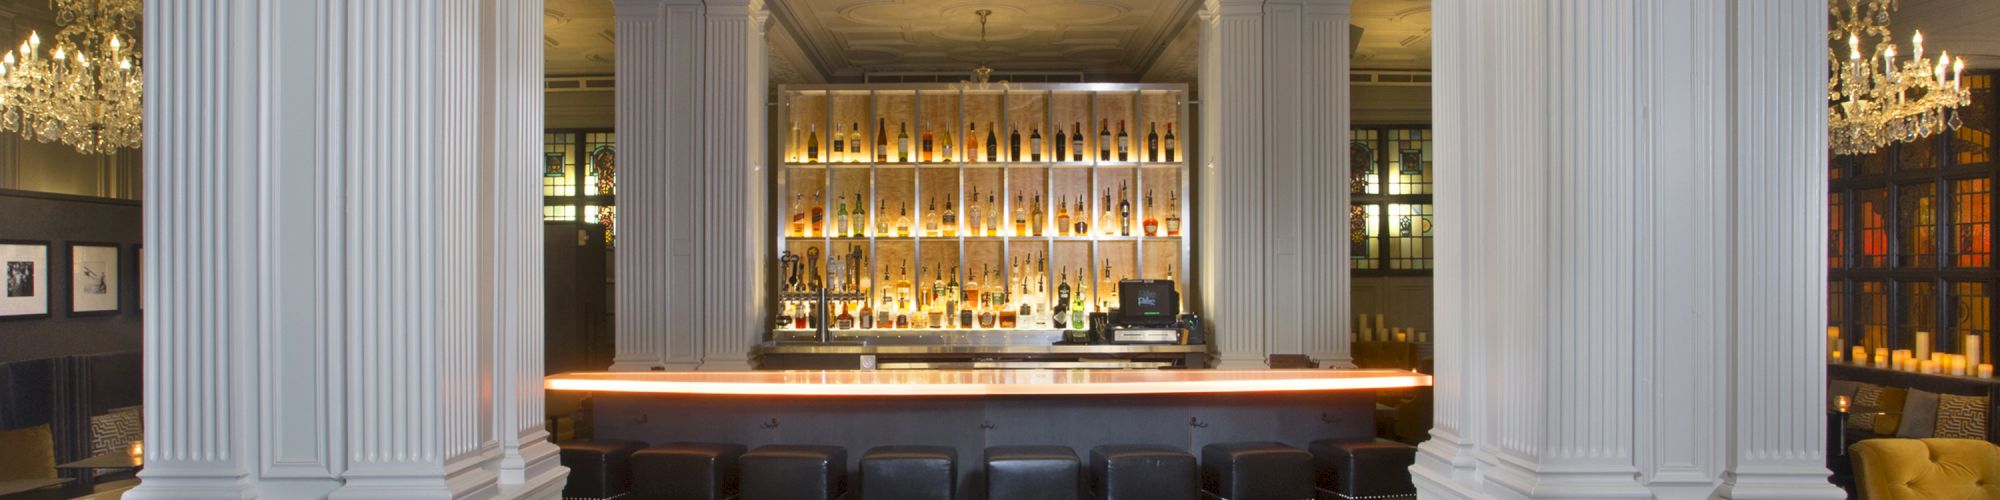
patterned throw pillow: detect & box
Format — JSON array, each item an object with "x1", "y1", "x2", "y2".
[
  {"x1": 90, "y1": 406, "x2": 143, "y2": 457},
  {"x1": 1851, "y1": 385, "x2": 1886, "y2": 431},
  {"x1": 1935, "y1": 394, "x2": 1989, "y2": 440}
]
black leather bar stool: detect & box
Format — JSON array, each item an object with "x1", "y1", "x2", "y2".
[
  {"x1": 741, "y1": 444, "x2": 848, "y2": 500},
  {"x1": 631, "y1": 442, "x2": 747, "y2": 500},
  {"x1": 557, "y1": 439, "x2": 648, "y2": 500},
  {"x1": 1200, "y1": 441, "x2": 1314, "y2": 500},
  {"x1": 860, "y1": 445, "x2": 958, "y2": 500},
  {"x1": 985, "y1": 445, "x2": 1082, "y2": 500},
  {"x1": 1088, "y1": 444, "x2": 1197, "y2": 500},
  {"x1": 1309, "y1": 439, "x2": 1418, "y2": 500}
]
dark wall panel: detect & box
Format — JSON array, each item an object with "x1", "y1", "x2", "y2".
[{"x1": 0, "y1": 189, "x2": 141, "y2": 363}]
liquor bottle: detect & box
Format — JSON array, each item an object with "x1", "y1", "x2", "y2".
[
  {"x1": 1119, "y1": 182, "x2": 1132, "y2": 236},
  {"x1": 836, "y1": 302, "x2": 854, "y2": 329},
  {"x1": 1031, "y1": 195, "x2": 1045, "y2": 236},
  {"x1": 878, "y1": 272, "x2": 894, "y2": 326},
  {"x1": 1147, "y1": 122, "x2": 1159, "y2": 162},
  {"x1": 1056, "y1": 196, "x2": 1072, "y2": 236},
  {"x1": 826, "y1": 124, "x2": 840, "y2": 162},
  {"x1": 809, "y1": 190, "x2": 825, "y2": 236},
  {"x1": 1116, "y1": 120, "x2": 1130, "y2": 162},
  {"x1": 876, "y1": 118, "x2": 889, "y2": 162},
  {"x1": 1030, "y1": 127, "x2": 1043, "y2": 162},
  {"x1": 986, "y1": 123, "x2": 999, "y2": 162},
  {"x1": 965, "y1": 265, "x2": 982, "y2": 308},
  {"x1": 947, "y1": 266, "x2": 963, "y2": 328},
  {"x1": 1073, "y1": 197, "x2": 1089, "y2": 235},
  {"x1": 859, "y1": 300, "x2": 873, "y2": 329},
  {"x1": 1143, "y1": 189, "x2": 1159, "y2": 236},
  {"x1": 1009, "y1": 127, "x2": 1022, "y2": 162},
  {"x1": 985, "y1": 193, "x2": 999, "y2": 236},
  {"x1": 896, "y1": 261, "x2": 913, "y2": 312},
  {"x1": 1013, "y1": 195, "x2": 1028, "y2": 236},
  {"x1": 794, "y1": 301, "x2": 809, "y2": 328},
  {"x1": 941, "y1": 127, "x2": 956, "y2": 162},
  {"x1": 806, "y1": 124, "x2": 820, "y2": 163},
  {"x1": 1070, "y1": 270, "x2": 1086, "y2": 328},
  {"x1": 1163, "y1": 123, "x2": 1176, "y2": 162},
  {"x1": 1098, "y1": 119, "x2": 1111, "y2": 161},
  {"x1": 929, "y1": 266, "x2": 946, "y2": 328},
  {"x1": 966, "y1": 123, "x2": 979, "y2": 162},
  {"x1": 1100, "y1": 190, "x2": 1116, "y2": 236},
  {"x1": 968, "y1": 187, "x2": 984, "y2": 235},
  {"x1": 778, "y1": 300, "x2": 793, "y2": 328},
  {"x1": 790, "y1": 123, "x2": 802, "y2": 162},
  {"x1": 1072, "y1": 122, "x2": 1085, "y2": 162},
  {"x1": 958, "y1": 275, "x2": 974, "y2": 328},
  {"x1": 834, "y1": 195, "x2": 850, "y2": 236},
  {"x1": 852, "y1": 193, "x2": 868, "y2": 237},
  {"x1": 942, "y1": 197, "x2": 958, "y2": 237},
  {"x1": 790, "y1": 193, "x2": 806, "y2": 236},
  {"x1": 1054, "y1": 126, "x2": 1067, "y2": 161},
  {"x1": 850, "y1": 123, "x2": 864, "y2": 160},
  {"x1": 920, "y1": 124, "x2": 935, "y2": 163},
  {"x1": 925, "y1": 197, "x2": 940, "y2": 237},
  {"x1": 1053, "y1": 269, "x2": 1071, "y2": 329},
  {"x1": 896, "y1": 202, "x2": 912, "y2": 237},
  {"x1": 897, "y1": 122, "x2": 911, "y2": 162},
  {"x1": 1166, "y1": 190, "x2": 1181, "y2": 236}
]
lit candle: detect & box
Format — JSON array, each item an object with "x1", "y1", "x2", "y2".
[
  {"x1": 128, "y1": 441, "x2": 142, "y2": 460},
  {"x1": 1968, "y1": 335, "x2": 1982, "y2": 371},
  {"x1": 1923, "y1": 360, "x2": 1938, "y2": 374},
  {"x1": 1936, "y1": 55, "x2": 1948, "y2": 86},
  {"x1": 1917, "y1": 331, "x2": 1932, "y2": 361},
  {"x1": 1829, "y1": 326, "x2": 1842, "y2": 354},
  {"x1": 1881, "y1": 348, "x2": 1896, "y2": 369},
  {"x1": 1914, "y1": 31, "x2": 1925, "y2": 64},
  {"x1": 1885, "y1": 44, "x2": 1898, "y2": 80},
  {"x1": 1854, "y1": 346, "x2": 1871, "y2": 365},
  {"x1": 1395, "y1": 330, "x2": 1408, "y2": 343},
  {"x1": 1955, "y1": 57, "x2": 1966, "y2": 90},
  {"x1": 1375, "y1": 314, "x2": 1386, "y2": 331},
  {"x1": 1837, "y1": 394, "x2": 1852, "y2": 413},
  {"x1": 1981, "y1": 364, "x2": 1994, "y2": 379}
]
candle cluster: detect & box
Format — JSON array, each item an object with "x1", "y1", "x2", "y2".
[
  {"x1": 1834, "y1": 327, "x2": 1995, "y2": 378},
  {"x1": 1355, "y1": 314, "x2": 1427, "y2": 343}
]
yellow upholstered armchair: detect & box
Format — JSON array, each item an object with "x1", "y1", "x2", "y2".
[{"x1": 1850, "y1": 438, "x2": 2000, "y2": 500}]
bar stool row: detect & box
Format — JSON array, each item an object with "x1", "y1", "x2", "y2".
[{"x1": 558, "y1": 438, "x2": 1416, "y2": 500}]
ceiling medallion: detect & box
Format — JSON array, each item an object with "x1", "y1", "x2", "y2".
[
  {"x1": 0, "y1": 0, "x2": 143, "y2": 156},
  {"x1": 1828, "y1": 0, "x2": 1969, "y2": 156}
]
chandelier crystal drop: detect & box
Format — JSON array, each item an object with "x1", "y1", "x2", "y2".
[
  {"x1": 1828, "y1": 0, "x2": 1969, "y2": 157},
  {"x1": 0, "y1": 0, "x2": 143, "y2": 156}
]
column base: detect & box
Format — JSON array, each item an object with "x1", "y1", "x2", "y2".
[
  {"x1": 331, "y1": 456, "x2": 500, "y2": 500},
  {"x1": 1411, "y1": 432, "x2": 1488, "y2": 500},
  {"x1": 124, "y1": 472, "x2": 256, "y2": 500},
  {"x1": 1481, "y1": 455, "x2": 1652, "y2": 499},
  {"x1": 498, "y1": 440, "x2": 569, "y2": 500},
  {"x1": 697, "y1": 356, "x2": 756, "y2": 371},
  {"x1": 1717, "y1": 466, "x2": 1845, "y2": 500}
]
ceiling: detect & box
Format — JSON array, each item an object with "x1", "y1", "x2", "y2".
[{"x1": 545, "y1": 0, "x2": 2000, "y2": 82}]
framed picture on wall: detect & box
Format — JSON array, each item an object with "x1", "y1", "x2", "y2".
[
  {"x1": 70, "y1": 242, "x2": 120, "y2": 314},
  {"x1": 0, "y1": 240, "x2": 50, "y2": 318}
]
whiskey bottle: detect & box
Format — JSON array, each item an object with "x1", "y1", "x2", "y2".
[
  {"x1": 1053, "y1": 269, "x2": 1071, "y2": 329},
  {"x1": 850, "y1": 123, "x2": 864, "y2": 160},
  {"x1": 947, "y1": 266, "x2": 964, "y2": 328},
  {"x1": 929, "y1": 266, "x2": 946, "y2": 328},
  {"x1": 1072, "y1": 122, "x2": 1085, "y2": 162},
  {"x1": 1100, "y1": 190, "x2": 1116, "y2": 236},
  {"x1": 925, "y1": 197, "x2": 940, "y2": 237},
  {"x1": 896, "y1": 262, "x2": 914, "y2": 313},
  {"x1": 967, "y1": 187, "x2": 984, "y2": 235},
  {"x1": 1030, "y1": 127, "x2": 1043, "y2": 162},
  {"x1": 1116, "y1": 120, "x2": 1130, "y2": 162},
  {"x1": 1054, "y1": 126, "x2": 1067, "y2": 161},
  {"x1": 809, "y1": 190, "x2": 825, "y2": 236},
  {"x1": 1010, "y1": 127, "x2": 1022, "y2": 162},
  {"x1": 1143, "y1": 189, "x2": 1159, "y2": 236},
  {"x1": 1073, "y1": 197, "x2": 1089, "y2": 235},
  {"x1": 859, "y1": 300, "x2": 873, "y2": 329},
  {"x1": 1163, "y1": 123, "x2": 1177, "y2": 162},
  {"x1": 836, "y1": 302, "x2": 854, "y2": 329},
  {"x1": 942, "y1": 197, "x2": 958, "y2": 237},
  {"x1": 985, "y1": 193, "x2": 999, "y2": 236},
  {"x1": 876, "y1": 118, "x2": 889, "y2": 163},
  {"x1": 1166, "y1": 190, "x2": 1181, "y2": 236},
  {"x1": 897, "y1": 122, "x2": 911, "y2": 162},
  {"x1": 966, "y1": 123, "x2": 980, "y2": 162},
  {"x1": 1013, "y1": 195, "x2": 1028, "y2": 236},
  {"x1": 1118, "y1": 182, "x2": 1131, "y2": 236},
  {"x1": 896, "y1": 202, "x2": 912, "y2": 237},
  {"x1": 920, "y1": 125, "x2": 934, "y2": 163},
  {"x1": 777, "y1": 300, "x2": 794, "y2": 328},
  {"x1": 853, "y1": 193, "x2": 868, "y2": 237},
  {"x1": 986, "y1": 123, "x2": 999, "y2": 162},
  {"x1": 806, "y1": 124, "x2": 820, "y2": 163},
  {"x1": 834, "y1": 195, "x2": 850, "y2": 236},
  {"x1": 1031, "y1": 195, "x2": 1045, "y2": 236},
  {"x1": 1098, "y1": 119, "x2": 1111, "y2": 161},
  {"x1": 941, "y1": 127, "x2": 956, "y2": 162},
  {"x1": 1146, "y1": 122, "x2": 1159, "y2": 162},
  {"x1": 1056, "y1": 196, "x2": 1072, "y2": 236},
  {"x1": 1069, "y1": 271, "x2": 1086, "y2": 328},
  {"x1": 790, "y1": 193, "x2": 806, "y2": 236}
]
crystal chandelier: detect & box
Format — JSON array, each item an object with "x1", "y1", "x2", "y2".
[
  {"x1": 0, "y1": 0, "x2": 143, "y2": 156},
  {"x1": 1828, "y1": 0, "x2": 1969, "y2": 157}
]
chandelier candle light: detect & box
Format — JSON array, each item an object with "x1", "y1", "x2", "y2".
[
  {"x1": 0, "y1": 0, "x2": 142, "y2": 156},
  {"x1": 1828, "y1": 0, "x2": 1969, "y2": 156}
]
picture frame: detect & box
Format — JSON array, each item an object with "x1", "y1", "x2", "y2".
[
  {"x1": 69, "y1": 242, "x2": 120, "y2": 315},
  {"x1": 0, "y1": 239, "x2": 50, "y2": 319}
]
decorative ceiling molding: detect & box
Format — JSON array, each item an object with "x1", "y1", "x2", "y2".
[{"x1": 766, "y1": 0, "x2": 1203, "y2": 82}]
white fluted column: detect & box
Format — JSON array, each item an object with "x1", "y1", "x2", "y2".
[
  {"x1": 611, "y1": 0, "x2": 705, "y2": 370},
  {"x1": 697, "y1": 0, "x2": 769, "y2": 370},
  {"x1": 1409, "y1": 0, "x2": 1482, "y2": 495},
  {"x1": 130, "y1": 0, "x2": 257, "y2": 497},
  {"x1": 1717, "y1": 1, "x2": 1843, "y2": 498},
  {"x1": 492, "y1": 0, "x2": 569, "y2": 496},
  {"x1": 1202, "y1": 0, "x2": 1268, "y2": 369},
  {"x1": 1271, "y1": 0, "x2": 1353, "y2": 367}
]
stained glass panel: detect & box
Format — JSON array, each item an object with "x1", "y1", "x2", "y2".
[
  {"x1": 1860, "y1": 281, "x2": 1888, "y2": 351},
  {"x1": 584, "y1": 132, "x2": 616, "y2": 196},
  {"x1": 1859, "y1": 188, "x2": 1890, "y2": 267},
  {"x1": 1351, "y1": 203, "x2": 1380, "y2": 270},
  {"x1": 1953, "y1": 282, "x2": 1991, "y2": 354},
  {"x1": 1385, "y1": 128, "x2": 1431, "y2": 195},
  {"x1": 1900, "y1": 183, "x2": 1938, "y2": 268},
  {"x1": 1903, "y1": 281, "x2": 1938, "y2": 351},
  {"x1": 1860, "y1": 148, "x2": 1890, "y2": 176},
  {"x1": 1830, "y1": 192, "x2": 1845, "y2": 269},
  {"x1": 1351, "y1": 129, "x2": 1380, "y2": 195},
  {"x1": 544, "y1": 132, "x2": 578, "y2": 197},
  {"x1": 1899, "y1": 135, "x2": 1937, "y2": 171},
  {"x1": 1830, "y1": 280, "x2": 1847, "y2": 339},
  {"x1": 1955, "y1": 74, "x2": 1993, "y2": 166},
  {"x1": 1954, "y1": 178, "x2": 1991, "y2": 268},
  {"x1": 1387, "y1": 203, "x2": 1433, "y2": 270}
]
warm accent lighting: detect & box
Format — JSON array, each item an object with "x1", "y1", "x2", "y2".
[
  {"x1": 1828, "y1": 0, "x2": 1970, "y2": 156},
  {"x1": 1837, "y1": 394, "x2": 1852, "y2": 413},
  {"x1": 0, "y1": 0, "x2": 143, "y2": 155},
  {"x1": 546, "y1": 369, "x2": 1433, "y2": 397}
]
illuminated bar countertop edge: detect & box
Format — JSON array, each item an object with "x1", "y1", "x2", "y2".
[{"x1": 545, "y1": 369, "x2": 1434, "y2": 397}]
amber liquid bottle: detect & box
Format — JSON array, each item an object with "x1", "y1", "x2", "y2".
[
  {"x1": 1143, "y1": 189, "x2": 1159, "y2": 236},
  {"x1": 920, "y1": 125, "x2": 935, "y2": 163},
  {"x1": 876, "y1": 118, "x2": 889, "y2": 162}
]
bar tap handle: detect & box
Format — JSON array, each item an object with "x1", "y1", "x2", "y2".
[
  {"x1": 780, "y1": 250, "x2": 801, "y2": 292},
  {"x1": 806, "y1": 247, "x2": 823, "y2": 291}
]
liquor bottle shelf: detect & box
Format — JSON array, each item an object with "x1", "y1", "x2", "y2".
[{"x1": 782, "y1": 161, "x2": 1185, "y2": 169}]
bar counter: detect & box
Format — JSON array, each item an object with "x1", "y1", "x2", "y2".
[{"x1": 545, "y1": 368, "x2": 1432, "y2": 396}]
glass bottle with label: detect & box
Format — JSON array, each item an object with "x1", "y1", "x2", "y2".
[
  {"x1": 1056, "y1": 196, "x2": 1072, "y2": 236},
  {"x1": 942, "y1": 198, "x2": 957, "y2": 237},
  {"x1": 1072, "y1": 122, "x2": 1085, "y2": 162},
  {"x1": 896, "y1": 202, "x2": 912, "y2": 237},
  {"x1": 852, "y1": 194, "x2": 867, "y2": 237},
  {"x1": 1116, "y1": 120, "x2": 1130, "y2": 162},
  {"x1": 849, "y1": 123, "x2": 863, "y2": 161},
  {"x1": 806, "y1": 124, "x2": 820, "y2": 163},
  {"x1": 985, "y1": 193, "x2": 999, "y2": 236},
  {"x1": 1030, "y1": 127, "x2": 1043, "y2": 162},
  {"x1": 986, "y1": 123, "x2": 999, "y2": 163},
  {"x1": 790, "y1": 194, "x2": 806, "y2": 236},
  {"x1": 1100, "y1": 190, "x2": 1116, "y2": 236},
  {"x1": 1053, "y1": 269, "x2": 1071, "y2": 329},
  {"x1": 1147, "y1": 122, "x2": 1159, "y2": 162},
  {"x1": 1074, "y1": 197, "x2": 1089, "y2": 235},
  {"x1": 809, "y1": 190, "x2": 824, "y2": 236},
  {"x1": 1143, "y1": 189, "x2": 1158, "y2": 236},
  {"x1": 1163, "y1": 123, "x2": 1176, "y2": 162},
  {"x1": 876, "y1": 118, "x2": 889, "y2": 163},
  {"x1": 966, "y1": 123, "x2": 979, "y2": 162},
  {"x1": 834, "y1": 195, "x2": 849, "y2": 237},
  {"x1": 941, "y1": 126, "x2": 956, "y2": 162},
  {"x1": 1118, "y1": 182, "x2": 1132, "y2": 236},
  {"x1": 1054, "y1": 126, "x2": 1067, "y2": 162},
  {"x1": 1166, "y1": 190, "x2": 1181, "y2": 236},
  {"x1": 1098, "y1": 119, "x2": 1111, "y2": 161},
  {"x1": 1013, "y1": 195, "x2": 1028, "y2": 236},
  {"x1": 1009, "y1": 127, "x2": 1022, "y2": 162},
  {"x1": 836, "y1": 302, "x2": 854, "y2": 329},
  {"x1": 967, "y1": 187, "x2": 983, "y2": 235},
  {"x1": 920, "y1": 124, "x2": 934, "y2": 162},
  {"x1": 1031, "y1": 195, "x2": 1045, "y2": 236},
  {"x1": 925, "y1": 197, "x2": 940, "y2": 237},
  {"x1": 897, "y1": 122, "x2": 911, "y2": 162}
]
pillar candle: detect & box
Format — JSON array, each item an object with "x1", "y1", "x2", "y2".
[
  {"x1": 1968, "y1": 335, "x2": 1982, "y2": 372},
  {"x1": 1854, "y1": 346, "x2": 1870, "y2": 365},
  {"x1": 1881, "y1": 348, "x2": 1895, "y2": 369},
  {"x1": 1917, "y1": 331, "x2": 1932, "y2": 362},
  {"x1": 1923, "y1": 360, "x2": 1939, "y2": 374},
  {"x1": 1375, "y1": 314, "x2": 1386, "y2": 331},
  {"x1": 1829, "y1": 326, "x2": 1843, "y2": 355},
  {"x1": 1395, "y1": 330, "x2": 1409, "y2": 342},
  {"x1": 1981, "y1": 364, "x2": 1993, "y2": 378},
  {"x1": 1357, "y1": 314, "x2": 1367, "y2": 332}
]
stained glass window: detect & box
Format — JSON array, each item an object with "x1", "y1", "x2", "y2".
[
  {"x1": 1860, "y1": 148, "x2": 1890, "y2": 176},
  {"x1": 1830, "y1": 192, "x2": 1845, "y2": 269},
  {"x1": 545, "y1": 129, "x2": 617, "y2": 224},
  {"x1": 1954, "y1": 178, "x2": 1991, "y2": 268},
  {"x1": 1900, "y1": 135, "x2": 1937, "y2": 171},
  {"x1": 1351, "y1": 203, "x2": 1379, "y2": 270},
  {"x1": 1351, "y1": 129, "x2": 1380, "y2": 195},
  {"x1": 1903, "y1": 281, "x2": 1938, "y2": 350},
  {"x1": 584, "y1": 132, "x2": 616, "y2": 196},
  {"x1": 1900, "y1": 183, "x2": 1938, "y2": 267},
  {"x1": 1860, "y1": 281, "x2": 1888, "y2": 351},
  {"x1": 1830, "y1": 281, "x2": 1846, "y2": 339},
  {"x1": 1859, "y1": 188, "x2": 1890, "y2": 267},
  {"x1": 1953, "y1": 282, "x2": 1991, "y2": 351},
  {"x1": 1387, "y1": 204, "x2": 1433, "y2": 270},
  {"x1": 1385, "y1": 128, "x2": 1431, "y2": 195},
  {"x1": 1956, "y1": 74, "x2": 1993, "y2": 166},
  {"x1": 544, "y1": 132, "x2": 579, "y2": 198}
]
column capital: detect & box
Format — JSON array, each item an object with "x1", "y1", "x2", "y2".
[{"x1": 1206, "y1": 0, "x2": 1264, "y2": 18}]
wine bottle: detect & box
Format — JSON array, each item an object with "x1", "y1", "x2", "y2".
[
  {"x1": 986, "y1": 123, "x2": 999, "y2": 162},
  {"x1": 1098, "y1": 119, "x2": 1111, "y2": 161},
  {"x1": 1116, "y1": 120, "x2": 1130, "y2": 162},
  {"x1": 1013, "y1": 195, "x2": 1028, "y2": 236},
  {"x1": 1010, "y1": 127, "x2": 1022, "y2": 162},
  {"x1": 876, "y1": 118, "x2": 889, "y2": 162},
  {"x1": 897, "y1": 122, "x2": 911, "y2": 163},
  {"x1": 1054, "y1": 126, "x2": 1068, "y2": 161},
  {"x1": 941, "y1": 127, "x2": 956, "y2": 162},
  {"x1": 828, "y1": 124, "x2": 842, "y2": 162},
  {"x1": 1147, "y1": 122, "x2": 1159, "y2": 162},
  {"x1": 942, "y1": 197, "x2": 957, "y2": 237},
  {"x1": 834, "y1": 195, "x2": 849, "y2": 236},
  {"x1": 850, "y1": 123, "x2": 863, "y2": 160},
  {"x1": 1164, "y1": 123, "x2": 1177, "y2": 162},
  {"x1": 1118, "y1": 182, "x2": 1131, "y2": 236},
  {"x1": 1072, "y1": 122, "x2": 1085, "y2": 162},
  {"x1": 806, "y1": 124, "x2": 820, "y2": 163},
  {"x1": 921, "y1": 125, "x2": 935, "y2": 163},
  {"x1": 1030, "y1": 127, "x2": 1043, "y2": 162}
]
